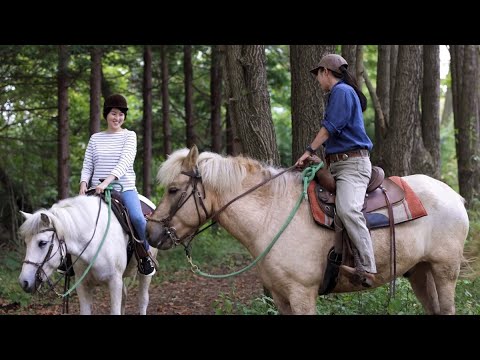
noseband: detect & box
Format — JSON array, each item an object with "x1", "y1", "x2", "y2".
[{"x1": 147, "y1": 166, "x2": 210, "y2": 247}]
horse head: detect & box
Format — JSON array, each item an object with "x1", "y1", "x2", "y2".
[
  {"x1": 18, "y1": 210, "x2": 66, "y2": 293},
  {"x1": 147, "y1": 145, "x2": 216, "y2": 250}
]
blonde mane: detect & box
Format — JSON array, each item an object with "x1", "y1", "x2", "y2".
[{"x1": 156, "y1": 148, "x2": 301, "y2": 196}]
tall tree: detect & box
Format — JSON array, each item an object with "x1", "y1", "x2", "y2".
[
  {"x1": 383, "y1": 45, "x2": 422, "y2": 176},
  {"x1": 143, "y1": 45, "x2": 153, "y2": 197},
  {"x1": 420, "y1": 45, "x2": 441, "y2": 179},
  {"x1": 210, "y1": 45, "x2": 223, "y2": 153},
  {"x1": 161, "y1": 45, "x2": 172, "y2": 156},
  {"x1": 89, "y1": 47, "x2": 102, "y2": 135},
  {"x1": 184, "y1": 45, "x2": 197, "y2": 148},
  {"x1": 57, "y1": 45, "x2": 70, "y2": 200},
  {"x1": 450, "y1": 45, "x2": 480, "y2": 205},
  {"x1": 290, "y1": 45, "x2": 335, "y2": 162},
  {"x1": 224, "y1": 45, "x2": 279, "y2": 165},
  {"x1": 372, "y1": 45, "x2": 391, "y2": 167}
]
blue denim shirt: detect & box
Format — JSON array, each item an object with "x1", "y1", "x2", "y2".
[{"x1": 321, "y1": 81, "x2": 373, "y2": 155}]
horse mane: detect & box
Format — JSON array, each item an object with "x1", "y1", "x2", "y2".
[
  {"x1": 19, "y1": 196, "x2": 94, "y2": 241},
  {"x1": 157, "y1": 148, "x2": 301, "y2": 196}
]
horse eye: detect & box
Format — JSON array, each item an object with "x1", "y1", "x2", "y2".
[
  {"x1": 168, "y1": 187, "x2": 178, "y2": 194},
  {"x1": 38, "y1": 241, "x2": 48, "y2": 248}
]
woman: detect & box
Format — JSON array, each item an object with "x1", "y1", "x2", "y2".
[
  {"x1": 295, "y1": 54, "x2": 375, "y2": 286},
  {"x1": 79, "y1": 94, "x2": 155, "y2": 276}
]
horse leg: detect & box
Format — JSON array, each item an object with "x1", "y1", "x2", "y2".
[
  {"x1": 76, "y1": 283, "x2": 94, "y2": 315},
  {"x1": 429, "y1": 262, "x2": 460, "y2": 315},
  {"x1": 108, "y1": 276, "x2": 124, "y2": 315},
  {"x1": 137, "y1": 274, "x2": 152, "y2": 315},
  {"x1": 406, "y1": 262, "x2": 440, "y2": 314},
  {"x1": 121, "y1": 282, "x2": 128, "y2": 315},
  {"x1": 289, "y1": 289, "x2": 318, "y2": 315},
  {"x1": 271, "y1": 291, "x2": 292, "y2": 315}
]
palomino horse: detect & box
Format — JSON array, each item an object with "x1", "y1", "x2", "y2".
[
  {"x1": 18, "y1": 194, "x2": 158, "y2": 315},
  {"x1": 147, "y1": 146, "x2": 469, "y2": 315}
]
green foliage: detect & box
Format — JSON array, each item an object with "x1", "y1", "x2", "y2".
[{"x1": 0, "y1": 249, "x2": 32, "y2": 307}]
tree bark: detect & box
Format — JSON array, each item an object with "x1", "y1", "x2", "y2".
[
  {"x1": 224, "y1": 45, "x2": 279, "y2": 165},
  {"x1": 290, "y1": 45, "x2": 336, "y2": 162},
  {"x1": 161, "y1": 45, "x2": 172, "y2": 156},
  {"x1": 143, "y1": 45, "x2": 153, "y2": 197},
  {"x1": 89, "y1": 47, "x2": 102, "y2": 135},
  {"x1": 383, "y1": 45, "x2": 422, "y2": 177},
  {"x1": 210, "y1": 45, "x2": 223, "y2": 153},
  {"x1": 421, "y1": 45, "x2": 441, "y2": 179},
  {"x1": 450, "y1": 45, "x2": 479, "y2": 205},
  {"x1": 57, "y1": 45, "x2": 70, "y2": 200},
  {"x1": 184, "y1": 45, "x2": 197, "y2": 148}
]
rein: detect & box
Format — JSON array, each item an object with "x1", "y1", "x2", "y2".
[
  {"x1": 62, "y1": 184, "x2": 117, "y2": 297},
  {"x1": 187, "y1": 163, "x2": 323, "y2": 278}
]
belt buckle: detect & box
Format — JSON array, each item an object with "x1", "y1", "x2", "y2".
[{"x1": 341, "y1": 153, "x2": 349, "y2": 161}]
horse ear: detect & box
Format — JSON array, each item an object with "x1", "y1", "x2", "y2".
[
  {"x1": 40, "y1": 213, "x2": 50, "y2": 227},
  {"x1": 20, "y1": 210, "x2": 32, "y2": 220},
  {"x1": 183, "y1": 145, "x2": 199, "y2": 169}
]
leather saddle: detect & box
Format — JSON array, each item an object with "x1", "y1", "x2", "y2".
[
  {"x1": 315, "y1": 166, "x2": 405, "y2": 219},
  {"x1": 85, "y1": 189, "x2": 154, "y2": 260}
]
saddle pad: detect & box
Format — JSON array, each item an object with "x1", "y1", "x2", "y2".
[
  {"x1": 308, "y1": 176, "x2": 428, "y2": 230},
  {"x1": 366, "y1": 176, "x2": 428, "y2": 229}
]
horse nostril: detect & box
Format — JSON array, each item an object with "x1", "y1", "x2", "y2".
[{"x1": 22, "y1": 280, "x2": 29, "y2": 291}]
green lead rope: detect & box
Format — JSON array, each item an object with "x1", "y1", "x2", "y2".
[
  {"x1": 61, "y1": 184, "x2": 115, "y2": 297},
  {"x1": 188, "y1": 162, "x2": 324, "y2": 279}
]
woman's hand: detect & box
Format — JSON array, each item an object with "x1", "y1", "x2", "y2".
[{"x1": 79, "y1": 182, "x2": 88, "y2": 195}]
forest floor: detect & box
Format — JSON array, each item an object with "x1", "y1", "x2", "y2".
[{"x1": 0, "y1": 266, "x2": 264, "y2": 315}]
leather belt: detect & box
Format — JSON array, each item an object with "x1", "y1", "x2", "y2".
[{"x1": 327, "y1": 149, "x2": 369, "y2": 164}]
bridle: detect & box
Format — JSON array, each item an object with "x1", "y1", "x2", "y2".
[
  {"x1": 147, "y1": 164, "x2": 296, "y2": 250},
  {"x1": 147, "y1": 166, "x2": 210, "y2": 248},
  {"x1": 23, "y1": 227, "x2": 67, "y2": 291}
]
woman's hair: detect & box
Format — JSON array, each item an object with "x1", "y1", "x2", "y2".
[{"x1": 328, "y1": 65, "x2": 367, "y2": 112}]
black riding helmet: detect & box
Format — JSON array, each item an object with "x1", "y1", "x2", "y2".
[{"x1": 103, "y1": 94, "x2": 128, "y2": 119}]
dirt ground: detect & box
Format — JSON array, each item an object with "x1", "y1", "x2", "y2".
[{"x1": 0, "y1": 267, "x2": 264, "y2": 315}]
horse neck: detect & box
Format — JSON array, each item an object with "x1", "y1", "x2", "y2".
[
  {"x1": 214, "y1": 176, "x2": 302, "y2": 252},
  {"x1": 51, "y1": 196, "x2": 108, "y2": 257}
]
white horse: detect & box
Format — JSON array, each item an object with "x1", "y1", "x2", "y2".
[
  {"x1": 147, "y1": 146, "x2": 469, "y2": 315},
  {"x1": 18, "y1": 194, "x2": 158, "y2": 315}
]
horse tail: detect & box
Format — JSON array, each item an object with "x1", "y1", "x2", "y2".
[{"x1": 459, "y1": 253, "x2": 478, "y2": 279}]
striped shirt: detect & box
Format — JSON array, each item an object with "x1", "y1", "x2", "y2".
[{"x1": 80, "y1": 129, "x2": 137, "y2": 192}]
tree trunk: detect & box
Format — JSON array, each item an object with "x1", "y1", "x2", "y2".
[
  {"x1": 389, "y1": 45, "x2": 399, "y2": 111},
  {"x1": 57, "y1": 45, "x2": 70, "y2": 200},
  {"x1": 184, "y1": 45, "x2": 197, "y2": 148},
  {"x1": 143, "y1": 45, "x2": 153, "y2": 198},
  {"x1": 383, "y1": 45, "x2": 422, "y2": 177},
  {"x1": 372, "y1": 45, "x2": 391, "y2": 167},
  {"x1": 290, "y1": 45, "x2": 336, "y2": 162},
  {"x1": 211, "y1": 45, "x2": 223, "y2": 153},
  {"x1": 450, "y1": 45, "x2": 479, "y2": 205},
  {"x1": 355, "y1": 45, "x2": 364, "y2": 91},
  {"x1": 224, "y1": 45, "x2": 279, "y2": 165},
  {"x1": 161, "y1": 45, "x2": 172, "y2": 156},
  {"x1": 421, "y1": 45, "x2": 441, "y2": 179},
  {"x1": 89, "y1": 47, "x2": 102, "y2": 135},
  {"x1": 342, "y1": 45, "x2": 357, "y2": 81}
]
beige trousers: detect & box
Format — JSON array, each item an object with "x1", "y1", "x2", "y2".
[{"x1": 330, "y1": 156, "x2": 376, "y2": 273}]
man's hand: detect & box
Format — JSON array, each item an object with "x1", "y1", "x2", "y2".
[{"x1": 295, "y1": 151, "x2": 312, "y2": 169}]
